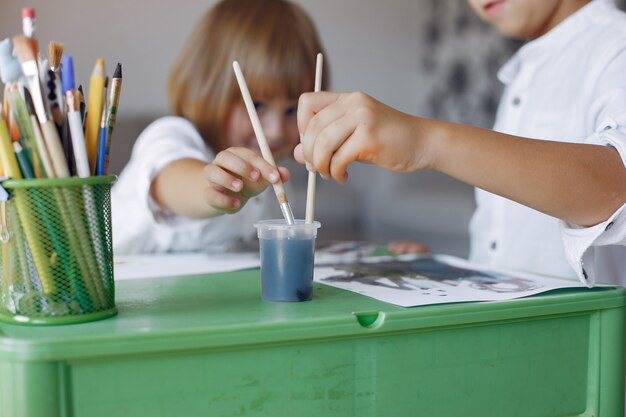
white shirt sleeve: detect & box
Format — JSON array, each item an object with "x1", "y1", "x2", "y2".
[
  {"x1": 112, "y1": 117, "x2": 212, "y2": 253},
  {"x1": 560, "y1": 114, "x2": 626, "y2": 286},
  {"x1": 112, "y1": 116, "x2": 277, "y2": 255}
]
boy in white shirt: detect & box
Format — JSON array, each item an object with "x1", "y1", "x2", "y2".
[{"x1": 294, "y1": 0, "x2": 626, "y2": 287}]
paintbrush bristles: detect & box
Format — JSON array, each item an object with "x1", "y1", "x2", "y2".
[{"x1": 48, "y1": 41, "x2": 63, "y2": 70}]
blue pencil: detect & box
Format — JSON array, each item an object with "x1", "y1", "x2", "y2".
[{"x1": 95, "y1": 104, "x2": 107, "y2": 175}]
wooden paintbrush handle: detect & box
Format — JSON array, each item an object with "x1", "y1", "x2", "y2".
[{"x1": 40, "y1": 120, "x2": 69, "y2": 177}]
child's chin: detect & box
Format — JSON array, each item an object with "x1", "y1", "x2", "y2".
[{"x1": 271, "y1": 145, "x2": 296, "y2": 160}]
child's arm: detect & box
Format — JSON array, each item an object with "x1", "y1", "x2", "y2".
[
  {"x1": 296, "y1": 92, "x2": 626, "y2": 227},
  {"x1": 151, "y1": 147, "x2": 287, "y2": 219}
]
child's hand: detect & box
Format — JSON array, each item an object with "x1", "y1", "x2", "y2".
[
  {"x1": 387, "y1": 240, "x2": 430, "y2": 255},
  {"x1": 204, "y1": 147, "x2": 289, "y2": 213},
  {"x1": 294, "y1": 91, "x2": 433, "y2": 184}
]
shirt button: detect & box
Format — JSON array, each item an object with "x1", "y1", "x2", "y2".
[
  {"x1": 606, "y1": 221, "x2": 614, "y2": 231},
  {"x1": 490, "y1": 241, "x2": 497, "y2": 250},
  {"x1": 512, "y1": 96, "x2": 521, "y2": 106}
]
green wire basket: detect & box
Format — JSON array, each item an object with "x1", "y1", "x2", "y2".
[{"x1": 0, "y1": 176, "x2": 117, "y2": 325}]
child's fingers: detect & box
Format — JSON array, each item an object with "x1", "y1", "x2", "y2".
[
  {"x1": 293, "y1": 144, "x2": 305, "y2": 164},
  {"x1": 213, "y1": 148, "x2": 261, "y2": 182},
  {"x1": 297, "y1": 91, "x2": 342, "y2": 138},
  {"x1": 312, "y1": 111, "x2": 367, "y2": 180},
  {"x1": 204, "y1": 184, "x2": 242, "y2": 212},
  {"x1": 224, "y1": 147, "x2": 281, "y2": 184},
  {"x1": 387, "y1": 240, "x2": 430, "y2": 254},
  {"x1": 277, "y1": 166, "x2": 290, "y2": 182},
  {"x1": 326, "y1": 137, "x2": 359, "y2": 184},
  {"x1": 203, "y1": 163, "x2": 244, "y2": 193},
  {"x1": 301, "y1": 97, "x2": 348, "y2": 166},
  {"x1": 299, "y1": 92, "x2": 347, "y2": 164}
]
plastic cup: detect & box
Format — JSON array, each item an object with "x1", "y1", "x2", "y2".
[{"x1": 254, "y1": 219, "x2": 321, "y2": 302}]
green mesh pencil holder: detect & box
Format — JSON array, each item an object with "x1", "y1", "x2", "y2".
[{"x1": 0, "y1": 176, "x2": 117, "y2": 325}]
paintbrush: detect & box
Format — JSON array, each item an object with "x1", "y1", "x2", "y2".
[
  {"x1": 77, "y1": 85, "x2": 86, "y2": 125},
  {"x1": 0, "y1": 38, "x2": 43, "y2": 177},
  {"x1": 12, "y1": 42, "x2": 102, "y2": 305},
  {"x1": 232, "y1": 61, "x2": 295, "y2": 225},
  {"x1": 24, "y1": 88, "x2": 55, "y2": 177},
  {"x1": 46, "y1": 41, "x2": 64, "y2": 130},
  {"x1": 12, "y1": 35, "x2": 69, "y2": 178},
  {"x1": 305, "y1": 53, "x2": 323, "y2": 224}
]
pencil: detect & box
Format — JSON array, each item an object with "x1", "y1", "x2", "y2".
[
  {"x1": 95, "y1": 97, "x2": 107, "y2": 176},
  {"x1": 14, "y1": 87, "x2": 51, "y2": 178},
  {"x1": 13, "y1": 142, "x2": 34, "y2": 179},
  {"x1": 102, "y1": 63, "x2": 122, "y2": 175},
  {"x1": 62, "y1": 55, "x2": 89, "y2": 176},
  {"x1": 62, "y1": 55, "x2": 108, "y2": 309},
  {"x1": 0, "y1": 112, "x2": 56, "y2": 294},
  {"x1": 232, "y1": 61, "x2": 295, "y2": 225},
  {"x1": 85, "y1": 58, "x2": 106, "y2": 174},
  {"x1": 0, "y1": 115, "x2": 21, "y2": 178},
  {"x1": 22, "y1": 8, "x2": 36, "y2": 39}
]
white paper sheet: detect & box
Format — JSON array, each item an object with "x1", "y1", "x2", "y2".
[
  {"x1": 314, "y1": 254, "x2": 588, "y2": 307},
  {"x1": 114, "y1": 252, "x2": 260, "y2": 280},
  {"x1": 114, "y1": 241, "x2": 382, "y2": 280}
]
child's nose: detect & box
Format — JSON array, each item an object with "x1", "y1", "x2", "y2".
[{"x1": 262, "y1": 115, "x2": 287, "y2": 144}]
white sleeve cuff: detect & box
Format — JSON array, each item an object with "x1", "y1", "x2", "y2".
[
  {"x1": 560, "y1": 118, "x2": 626, "y2": 287},
  {"x1": 589, "y1": 116, "x2": 626, "y2": 166},
  {"x1": 561, "y1": 203, "x2": 626, "y2": 287}
]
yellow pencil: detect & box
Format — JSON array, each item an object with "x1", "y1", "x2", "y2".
[
  {"x1": 85, "y1": 58, "x2": 106, "y2": 174},
  {"x1": 0, "y1": 116, "x2": 21, "y2": 179},
  {"x1": 1, "y1": 114, "x2": 57, "y2": 294}
]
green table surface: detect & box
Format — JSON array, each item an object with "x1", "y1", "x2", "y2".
[{"x1": 0, "y1": 268, "x2": 623, "y2": 362}]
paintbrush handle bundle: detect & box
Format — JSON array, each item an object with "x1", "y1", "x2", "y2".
[{"x1": 0, "y1": 10, "x2": 120, "y2": 324}]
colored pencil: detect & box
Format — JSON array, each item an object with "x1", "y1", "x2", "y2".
[
  {"x1": 85, "y1": 59, "x2": 106, "y2": 174},
  {"x1": 101, "y1": 63, "x2": 122, "y2": 175},
  {"x1": 95, "y1": 95, "x2": 108, "y2": 176},
  {"x1": 21, "y1": 8, "x2": 36, "y2": 39},
  {"x1": 0, "y1": 115, "x2": 21, "y2": 179}
]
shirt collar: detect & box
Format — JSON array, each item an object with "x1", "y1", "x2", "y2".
[{"x1": 497, "y1": 0, "x2": 617, "y2": 85}]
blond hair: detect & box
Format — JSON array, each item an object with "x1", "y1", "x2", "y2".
[{"x1": 168, "y1": 0, "x2": 327, "y2": 151}]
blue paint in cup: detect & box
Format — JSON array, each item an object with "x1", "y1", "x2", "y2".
[{"x1": 254, "y1": 220, "x2": 321, "y2": 302}]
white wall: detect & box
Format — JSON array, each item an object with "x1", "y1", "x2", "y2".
[
  {"x1": 1, "y1": 0, "x2": 421, "y2": 115},
  {"x1": 1, "y1": 0, "x2": 493, "y2": 256}
]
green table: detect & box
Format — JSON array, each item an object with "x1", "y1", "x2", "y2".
[{"x1": 0, "y1": 269, "x2": 624, "y2": 417}]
